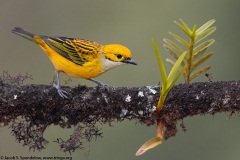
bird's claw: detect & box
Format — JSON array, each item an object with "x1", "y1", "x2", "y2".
[
  {"x1": 57, "y1": 88, "x2": 68, "y2": 98},
  {"x1": 96, "y1": 82, "x2": 109, "y2": 91},
  {"x1": 88, "y1": 78, "x2": 109, "y2": 91},
  {"x1": 53, "y1": 83, "x2": 68, "y2": 98},
  {"x1": 96, "y1": 82, "x2": 108, "y2": 87}
]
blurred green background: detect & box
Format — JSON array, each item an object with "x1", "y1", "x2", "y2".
[{"x1": 1, "y1": 0, "x2": 240, "y2": 160}]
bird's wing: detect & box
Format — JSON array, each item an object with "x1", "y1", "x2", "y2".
[{"x1": 41, "y1": 36, "x2": 101, "y2": 66}]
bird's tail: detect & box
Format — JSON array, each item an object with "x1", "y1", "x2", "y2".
[{"x1": 11, "y1": 27, "x2": 37, "y2": 43}]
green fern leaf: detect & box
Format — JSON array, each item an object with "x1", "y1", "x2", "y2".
[
  {"x1": 193, "y1": 39, "x2": 215, "y2": 55},
  {"x1": 192, "y1": 48, "x2": 207, "y2": 61},
  {"x1": 196, "y1": 19, "x2": 216, "y2": 34},
  {"x1": 169, "y1": 32, "x2": 189, "y2": 48},
  {"x1": 190, "y1": 66, "x2": 211, "y2": 80},
  {"x1": 191, "y1": 52, "x2": 214, "y2": 72},
  {"x1": 195, "y1": 27, "x2": 216, "y2": 43},
  {"x1": 174, "y1": 20, "x2": 192, "y2": 37},
  {"x1": 163, "y1": 38, "x2": 184, "y2": 54}
]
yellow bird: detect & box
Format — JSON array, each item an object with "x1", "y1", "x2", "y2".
[{"x1": 12, "y1": 27, "x2": 137, "y2": 98}]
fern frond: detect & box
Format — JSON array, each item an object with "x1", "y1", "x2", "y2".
[
  {"x1": 192, "y1": 48, "x2": 207, "y2": 61},
  {"x1": 195, "y1": 27, "x2": 216, "y2": 43},
  {"x1": 163, "y1": 38, "x2": 184, "y2": 54},
  {"x1": 164, "y1": 19, "x2": 216, "y2": 83},
  {"x1": 174, "y1": 19, "x2": 192, "y2": 37},
  {"x1": 193, "y1": 39, "x2": 215, "y2": 55},
  {"x1": 191, "y1": 52, "x2": 214, "y2": 72},
  {"x1": 169, "y1": 32, "x2": 189, "y2": 48},
  {"x1": 163, "y1": 44, "x2": 180, "y2": 60},
  {"x1": 196, "y1": 19, "x2": 216, "y2": 34},
  {"x1": 190, "y1": 66, "x2": 211, "y2": 81}
]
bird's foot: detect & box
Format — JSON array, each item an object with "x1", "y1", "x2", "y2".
[
  {"x1": 88, "y1": 78, "x2": 109, "y2": 91},
  {"x1": 53, "y1": 83, "x2": 68, "y2": 98},
  {"x1": 96, "y1": 82, "x2": 109, "y2": 92}
]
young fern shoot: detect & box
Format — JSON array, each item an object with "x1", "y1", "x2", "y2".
[
  {"x1": 164, "y1": 19, "x2": 216, "y2": 84},
  {"x1": 136, "y1": 38, "x2": 186, "y2": 156},
  {"x1": 152, "y1": 38, "x2": 186, "y2": 112},
  {"x1": 136, "y1": 19, "x2": 216, "y2": 156}
]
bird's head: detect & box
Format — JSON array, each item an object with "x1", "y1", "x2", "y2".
[{"x1": 101, "y1": 44, "x2": 137, "y2": 70}]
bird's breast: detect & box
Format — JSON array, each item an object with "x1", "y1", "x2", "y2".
[{"x1": 53, "y1": 56, "x2": 105, "y2": 79}]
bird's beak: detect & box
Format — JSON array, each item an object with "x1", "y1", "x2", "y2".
[{"x1": 123, "y1": 59, "x2": 137, "y2": 65}]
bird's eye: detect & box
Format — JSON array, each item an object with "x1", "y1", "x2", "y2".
[{"x1": 116, "y1": 54, "x2": 122, "y2": 59}]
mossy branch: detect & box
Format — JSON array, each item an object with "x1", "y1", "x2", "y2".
[{"x1": 0, "y1": 78, "x2": 240, "y2": 152}]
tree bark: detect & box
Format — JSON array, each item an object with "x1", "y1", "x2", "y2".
[{"x1": 1, "y1": 78, "x2": 239, "y2": 152}]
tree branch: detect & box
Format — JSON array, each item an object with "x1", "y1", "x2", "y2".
[{"x1": 0, "y1": 76, "x2": 240, "y2": 152}]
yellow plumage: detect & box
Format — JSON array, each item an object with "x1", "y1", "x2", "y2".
[
  {"x1": 34, "y1": 36, "x2": 104, "y2": 79},
  {"x1": 12, "y1": 27, "x2": 137, "y2": 98}
]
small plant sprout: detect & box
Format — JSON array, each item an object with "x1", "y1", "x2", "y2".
[
  {"x1": 136, "y1": 19, "x2": 216, "y2": 156},
  {"x1": 152, "y1": 38, "x2": 186, "y2": 113},
  {"x1": 136, "y1": 38, "x2": 186, "y2": 156},
  {"x1": 164, "y1": 19, "x2": 216, "y2": 84}
]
